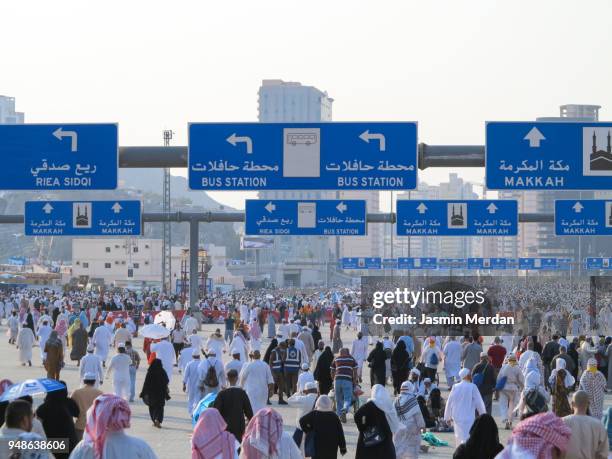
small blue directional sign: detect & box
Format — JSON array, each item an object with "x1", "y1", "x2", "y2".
[
  {"x1": 396, "y1": 200, "x2": 517, "y2": 236},
  {"x1": 487, "y1": 122, "x2": 612, "y2": 190},
  {"x1": 557, "y1": 258, "x2": 573, "y2": 271},
  {"x1": 585, "y1": 258, "x2": 612, "y2": 270},
  {"x1": 245, "y1": 200, "x2": 366, "y2": 236},
  {"x1": 518, "y1": 258, "x2": 558, "y2": 270},
  {"x1": 25, "y1": 201, "x2": 141, "y2": 236},
  {"x1": 189, "y1": 122, "x2": 417, "y2": 190},
  {"x1": 467, "y1": 258, "x2": 508, "y2": 270},
  {"x1": 555, "y1": 200, "x2": 612, "y2": 236},
  {"x1": 382, "y1": 258, "x2": 398, "y2": 269},
  {"x1": 341, "y1": 257, "x2": 382, "y2": 270},
  {"x1": 438, "y1": 258, "x2": 467, "y2": 269},
  {"x1": 0, "y1": 124, "x2": 118, "y2": 190},
  {"x1": 397, "y1": 257, "x2": 438, "y2": 269}
]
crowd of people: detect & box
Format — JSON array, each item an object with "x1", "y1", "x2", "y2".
[{"x1": 0, "y1": 286, "x2": 610, "y2": 458}]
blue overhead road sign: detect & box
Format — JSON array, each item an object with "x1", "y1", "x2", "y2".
[
  {"x1": 397, "y1": 257, "x2": 437, "y2": 269},
  {"x1": 0, "y1": 124, "x2": 118, "y2": 190},
  {"x1": 382, "y1": 258, "x2": 398, "y2": 269},
  {"x1": 396, "y1": 200, "x2": 517, "y2": 236},
  {"x1": 555, "y1": 200, "x2": 612, "y2": 236},
  {"x1": 341, "y1": 258, "x2": 382, "y2": 270},
  {"x1": 487, "y1": 122, "x2": 612, "y2": 190},
  {"x1": 438, "y1": 258, "x2": 467, "y2": 269},
  {"x1": 189, "y1": 122, "x2": 417, "y2": 190},
  {"x1": 25, "y1": 201, "x2": 141, "y2": 236},
  {"x1": 245, "y1": 200, "x2": 366, "y2": 236},
  {"x1": 518, "y1": 258, "x2": 558, "y2": 270},
  {"x1": 585, "y1": 258, "x2": 612, "y2": 270},
  {"x1": 467, "y1": 258, "x2": 508, "y2": 270}
]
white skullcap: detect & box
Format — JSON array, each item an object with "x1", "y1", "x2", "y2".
[
  {"x1": 301, "y1": 362, "x2": 309, "y2": 370},
  {"x1": 410, "y1": 368, "x2": 421, "y2": 376},
  {"x1": 305, "y1": 381, "x2": 318, "y2": 391},
  {"x1": 83, "y1": 372, "x2": 97, "y2": 380},
  {"x1": 459, "y1": 368, "x2": 470, "y2": 379}
]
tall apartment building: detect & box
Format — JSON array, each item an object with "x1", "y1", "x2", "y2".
[
  {"x1": 395, "y1": 173, "x2": 479, "y2": 258},
  {"x1": 256, "y1": 80, "x2": 381, "y2": 285},
  {"x1": 0, "y1": 96, "x2": 24, "y2": 124}
]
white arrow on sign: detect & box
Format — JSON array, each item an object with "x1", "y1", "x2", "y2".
[
  {"x1": 416, "y1": 202, "x2": 428, "y2": 214},
  {"x1": 111, "y1": 202, "x2": 123, "y2": 214},
  {"x1": 264, "y1": 202, "x2": 276, "y2": 213},
  {"x1": 336, "y1": 202, "x2": 347, "y2": 213},
  {"x1": 52, "y1": 127, "x2": 78, "y2": 152},
  {"x1": 226, "y1": 133, "x2": 253, "y2": 154},
  {"x1": 487, "y1": 203, "x2": 498, "y2": 214},
  {"x1": 359, "y1": 130, "x2": 386, "y2": 151},
  {"x1": 42, "y1": 203, "x2": 53, "y2": 214},
  {"x1": 523, "y1": 127, "x2": 545, "y2": 148},
  {"x1": 572, "y1": 201, "x2": 584, "y2": 213}
]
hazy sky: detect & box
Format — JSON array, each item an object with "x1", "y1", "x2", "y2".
[{"x1": 3, "y1": 0, "x2": 612, "y2": 209}]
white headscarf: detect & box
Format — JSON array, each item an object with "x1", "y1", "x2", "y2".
[
  {"x1": 549, "y1": 358, "x2": 575, "y2": 388},
  {"x1": 368, "y1": 384, "x2": 400, "y2": 433},
  {"x1": 315, "y1": 395, "x2": 333, "y2": 412}
]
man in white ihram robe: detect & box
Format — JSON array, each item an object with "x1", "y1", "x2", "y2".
[
  {"x1": 183, "y1": 351, "x2": 202, "y2": 414},
  {"x1": 106, "y1": 345, "x2": 132, "y2": 400},
  {"x1": 16, "y1": 324, "x2": 35, "y2": 365},
  {"x1": 37, "y1": 321, "x2": 53, "y2": 361},
  {"x1": 443, "y1": 337, "x2": 462, "y2": 389},
  {"x1": 443, "y1": 368, "x2": 486, "y2": 446},
  {"x1": 80, "y1": 345, "x2": 105, "y2": 387},
  {"x1": 151, "y1": 338, "x2": 176, "y2": 383},
  {"x1": 92, "y1": 323, "x2": 112, "y2": 366},
  {"x1": 230, "y1": 331, "x2": 249, "y2": 364},
  {"x1": 177, "y1": 345, "x2": 195, "y2": 373},
  {"x1": 239, "y1": 350, "x2": 273, "y2": 415},
  {"x1": 351, "y1": 332, "x2": 368, "y2": 381}
]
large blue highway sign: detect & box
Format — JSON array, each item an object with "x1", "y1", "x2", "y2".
[
  {"x1": 0, "y1": 124, "x2": 118, "y2": 190},
  {"x1": 245, "y1": 200, "x2": 366, "y2": 236},
  {"x1": 486, "y1": 122, "x2": 612, "y2": 190},
  {"x1": 189, "y1": 122, "x2": 417, "y2": 190},
  {"x1": 25, "y1": 200, "x2": 141, "y2": 236},
  {"x1": 341, "y1": 258, "x2": 382, "y2": 270},
  {"x1": 396, "y1": 200, "x2": 517, "y2": 236},
  {"x1": 397, "y1": 257, "x2": 437, "y2": 269},
  {"x1": 555, "y1": 200, "x2": 612, "y2": 236}
]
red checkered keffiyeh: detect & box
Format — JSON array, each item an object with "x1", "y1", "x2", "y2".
[
  {"x1": 241, "y1": 408, "x2": 283, "y2": 459},
  {"x1": 497, "y1": 412, "x2": 571, "y2": 459},
  {"x1": 84, "y1": 394, "x2": 131, "y2": 459}
]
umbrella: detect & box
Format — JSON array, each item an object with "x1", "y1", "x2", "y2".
[
  {"x1": 154, "y1": 310, "x2": 176, "y2": 330},
  {"x1": 0, "y1": 378, "x2": 66, "y2": 402},
  {"x1": 140, "y1": 323, "x2": 171, "y2": 339},
  {"x1": 192, "y1": 391, "x2": 218, "y2": 425}
]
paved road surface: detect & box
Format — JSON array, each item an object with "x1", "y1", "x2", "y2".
[{"x1": 1, "y1": 322, "x2": 609, "y2": 458}]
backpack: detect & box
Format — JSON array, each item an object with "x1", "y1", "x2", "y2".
[
  {"x1": 429, "y1": 352, "x2": 439, "y2": 366},
  {"x1": 203, "y1": 362, "x2": 219, "y2": 388},
  {"x1": 472, "y1": 372, "x2": 485, "y2": 387}
]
